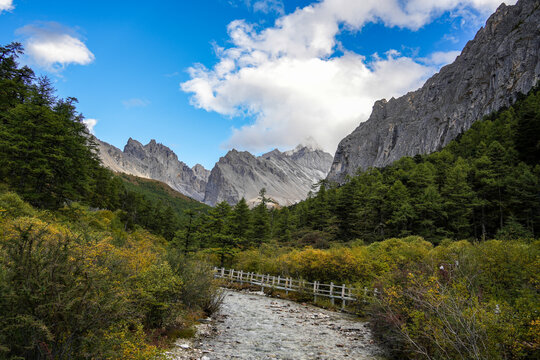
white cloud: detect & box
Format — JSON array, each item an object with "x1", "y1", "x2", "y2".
[
  {"x1": 122, "y1": 98, "x2": 150, "y2": 108},
  {"x1": 233, "y1": 0, "x2": 284, "y2": 15},
  {"x1": 182, "y1": 0, "x2": 516, "y2": 153},
  {"x1": 0, "y1": 0, "x2": 14, "y2": 13},
  {"x1": 17, "y1": 22, "x2": 94, "y2": 71},
  {"x1": 82, "y1": 118, "x2": 97, "y2": 134},
  {"x1": 252, "y1": 0, "x2": 284, "y2": 15},
  {"x1": 420, "y1": 50, "x2": 462, "y2": 66}
]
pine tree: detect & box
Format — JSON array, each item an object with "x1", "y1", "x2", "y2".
[
  {"x1": 441, "y1": 158, "x2": 475, "y2": 238},
  {"x1": 230, "y1": 198, "x2": 251, "y2": 243},
  {"x1": 275, "y1": 207, "x2": 292, "y2": 243},
  {"x1": 249, "y1": 190, "x2": 271, "y2": 245},
  {"x1": 386, "y1": 180, "x2": 416, "y2": 236},
  {"x1": 415, "y1": 185, "x2": 447, "y2": 240},
  {"x1": 311, "y1": 181, "x2": 330, "y2": 231},
  {"x1": 0, "y1": 61, "x2": 100, "y2": 208}
]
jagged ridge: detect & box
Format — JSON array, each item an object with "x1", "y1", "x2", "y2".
[
  {"x1": 97, "y1": 139, "x2": 333, "y2": 206},
  {"x1": 97, "y1": 138, "x2": 210, "y2": 201},
  {"x1": 203, "y1": 146, "x2": 333, "y2": 206}
]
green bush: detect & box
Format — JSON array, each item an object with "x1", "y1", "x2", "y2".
[{"x1": 0, "y1": 192, "x2": 35, "y2": 218}]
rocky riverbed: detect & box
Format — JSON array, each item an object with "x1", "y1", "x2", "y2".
[{"x1": 168, "y1": 289, "x2": 382, "y2": 360}]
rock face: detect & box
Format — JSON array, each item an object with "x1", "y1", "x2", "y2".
[
  {"x1": 97, "y1": 138, "x2": 210, "y2": 201},
  {"x1": 327, "y1": 0, "x2": 540, "y2": 183},
  {"x1": 203, "y1": 145, "x2": 333, "y2": 206},
  {"x1": 97, "y1": 139, "x2": 333, "y2": 206}
]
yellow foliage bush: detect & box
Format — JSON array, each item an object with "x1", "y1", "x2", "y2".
[
  {"x1": 0, "y1": 194, "x2": 220, "y2": 359},
  {"x1": 84, "y1": 323, "x2": 165, "y2": 360}
]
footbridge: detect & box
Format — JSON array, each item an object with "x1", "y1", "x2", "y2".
[{"x1": 213, "y1": 267, "x2": 371, "y2": 310}]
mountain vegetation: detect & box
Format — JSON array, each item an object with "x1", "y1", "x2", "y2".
[
  {"x1": 183, "y1": 85, "x2": 540, "y2": 359},
  {"x1": 0, "y1": 43, "x2": 220, "y2": 360},
  {"x1": 0, "y1": 38, "x2": 538, "y2": 360},
  {"x1": 173, "y1": 85, "x2": 540, "y2": 255}
]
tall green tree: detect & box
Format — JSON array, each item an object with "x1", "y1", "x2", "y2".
[
  {"x1": 441, "y1": 158, "x2": 475, "y2": 238},
  {"x1": 0, "y1": 44, "x2": 100, "y2": 209},
  {"x1": 230, "y1": 198, "x2": 251, "y2": 243},
  {"x1": 249, "y1": 189, "x2": 271, "y2": 245}
]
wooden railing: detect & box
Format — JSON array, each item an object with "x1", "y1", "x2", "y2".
[{"x1": 213, "y1": 267, "x2": 362, "y2": 310}]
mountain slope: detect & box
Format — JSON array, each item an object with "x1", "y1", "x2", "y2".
[
  {"x1": 97, "y1": 138, "x2": 210, "y2": 201},
  {"x1": 203, "y1": 145, "x2": 333, "y2": 206},
  {"x1": 327, "y1": 0, "x2": 540, "y2": 183},
  {"x1": 117, "y1": 173, "x2": 210, "y2": 216}
]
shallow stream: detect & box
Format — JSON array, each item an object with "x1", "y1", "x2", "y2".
[{"x1": 169, "y1": 289, "x2": 382, "y2": 360}]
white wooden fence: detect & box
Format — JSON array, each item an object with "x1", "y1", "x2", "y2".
[{"x1": 213, "y1": 267, "x2": 362, "y2": 310}]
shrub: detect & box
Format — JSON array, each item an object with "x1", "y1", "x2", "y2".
[{"x1": 0, "y1": 192, "x2": 35, "y2": 218}]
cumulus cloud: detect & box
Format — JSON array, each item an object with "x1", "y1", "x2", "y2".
[
  {"x1": 17, "y1": 22, "x2": 94, "y2": 71},
  {"x1": 0, "y1": 0, "x2": 13, "y2": 13},
  {"x1": 122, "y1": 98, "x2": 150, "y2": 108},
  {"x1": 420, "y1": 50, "x2": 462, "y2": 66},
  {"x1": 182, "y1": 0, "x2": 516, "y2": 153},
  {"x1": 82, "y1": 118, "x2": 98, "y2": 134}
]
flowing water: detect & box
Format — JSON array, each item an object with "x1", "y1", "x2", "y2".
[{"x1": 169, "y1": 289, "x2": 382, "y2": 360}]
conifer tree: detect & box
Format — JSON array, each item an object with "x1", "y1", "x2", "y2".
[
  {"x1": 230, "y1": 198, "x2": 251, "y2": 243},
  {"x1": 249, "y1": 189, "x2": 271, "y2": 245},
  {"x1": 441, "y1": 158, "x2": 475, "y2": 238}
]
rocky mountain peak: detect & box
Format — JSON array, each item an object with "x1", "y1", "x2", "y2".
[
  {"x1": 203, "y1": 145, "x2": 334, "y2": 206},
  {"x1": 123, "y1": 138, "x2": 146, "y2": 160},
  {"x1": 97, "y1": 138, "x2": 210, "y2": 201},
  {"x1": 327, "y1": 0, "x2": 540, "y2": 183},
  {"x1": 261, "y1": 148, "x2": 282, "y2": 159},
  {"x1": 125, "y1": 137, "x2": 141, "y2": 149}
]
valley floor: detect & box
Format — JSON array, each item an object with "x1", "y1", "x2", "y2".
[{"x1": 168, "y1": 289, "x2": 382, "y2": 360}]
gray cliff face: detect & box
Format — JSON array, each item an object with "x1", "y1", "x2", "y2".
[
  {"x1": 97, "y1": 138, "x2": 210, "y2": 201},
  {"x1": 327, "y1": 0, "x2": 540, "y2": 183},
  {"x1": 203, "y1": 145, "x2": 333, "y2": 206}
]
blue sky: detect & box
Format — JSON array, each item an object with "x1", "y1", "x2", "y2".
[{"x1": 0, "y1": 0, "x2": 513, "y2": 169}]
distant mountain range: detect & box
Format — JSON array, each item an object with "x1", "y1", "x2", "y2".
[{"x1": 97, "y1": 138, "x2": 333, "y2": 206}]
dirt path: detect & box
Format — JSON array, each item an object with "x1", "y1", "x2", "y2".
[{"x1": 168, "y1": 289, "x2": 382, "y2": 360}]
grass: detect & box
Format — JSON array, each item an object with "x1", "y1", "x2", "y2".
[{"x1": 117, "y1": 173, "x2": 210, "y2": 218}]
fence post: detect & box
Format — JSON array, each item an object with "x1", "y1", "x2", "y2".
[
  {"x1": 341, "y1": 284, "x2": 346, "y2": 310},
  {"x1": 313, "y1": 281, "x2": 318, "y2": 302},
  {"x1": 239, "y1": 270, "x2": 243, "y2": 284},
  {"x1": 221, "y1": 267, "x2": 225, "y2": 277},
  {"x1": 330, "y1": 282, "x2": 335, "y2": 305}
]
